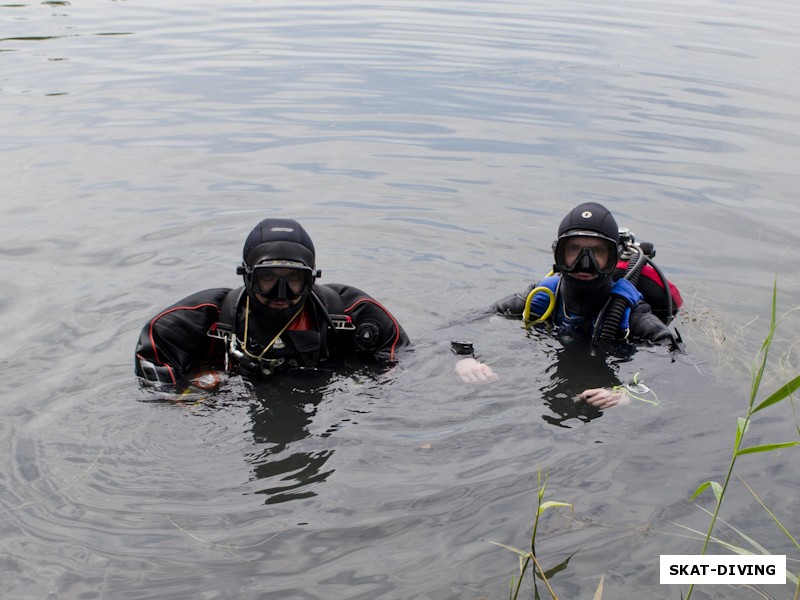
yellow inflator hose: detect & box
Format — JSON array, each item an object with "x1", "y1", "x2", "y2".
[{"x1": 522, "y1": 286, "x2": 556, "y2": 324}]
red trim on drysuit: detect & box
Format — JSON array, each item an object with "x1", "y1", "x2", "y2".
[
  {"x1": 343, "y1": 298, "x2": 402, "y2": 361},
  {"x1": 147, "y1": 302, "x2": 221, "y2": 384},
  {"x1": 135, "y1": 352, "x2": 176, "y2": 385}
]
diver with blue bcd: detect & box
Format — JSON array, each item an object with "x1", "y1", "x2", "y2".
[{"x1": 455, "y1": 202, "x2": 683, "y2": 410}]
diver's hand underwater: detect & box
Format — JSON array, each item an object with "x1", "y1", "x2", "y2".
[{"x1": 455, "y1": 358, "x2": 500, "y2": 384}]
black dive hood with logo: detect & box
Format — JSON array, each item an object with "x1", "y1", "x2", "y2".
[
  {"x1": 237, "y1": 218, "x2": 319, "y2": 318},
  {"x1": 553, "y1": 202, "x2": 620, "y2": 316},
  {"x1": 557, "y1": 202, "x2": 620, "y2": 243}
]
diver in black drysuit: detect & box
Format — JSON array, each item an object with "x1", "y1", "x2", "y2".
[{"x1": 135, "y1": 218, "x2": 409, "y2": 389}]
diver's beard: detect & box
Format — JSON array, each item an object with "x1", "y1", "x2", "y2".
[
  {"x1": 561, "y1": 272, "x2": 612, "y2": 315},
  {"x1": 247, "y1": 290, "x2": 307, "y2": 322}
]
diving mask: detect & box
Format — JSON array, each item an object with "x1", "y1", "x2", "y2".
[{"x1": 553, "y1": 230, "x2": 618, "y2": 276}]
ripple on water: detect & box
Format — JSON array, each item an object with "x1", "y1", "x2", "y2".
[{"x1": 2, "y1": 0, "x2": 800, "y2": 598}]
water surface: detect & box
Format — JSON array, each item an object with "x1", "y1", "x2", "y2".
[{"x1": 2, "y1": 0, "x2": 799, "y2": 598}]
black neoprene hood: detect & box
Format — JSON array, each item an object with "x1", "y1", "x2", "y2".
[
  {"x1": 557, "y1": 202, "x2": 620, "y2": 245},
  {"x1": 242, "y1": 218, "x2": 316, "y2": 268}
]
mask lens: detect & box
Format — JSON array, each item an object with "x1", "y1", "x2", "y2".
[
  {"x1": 555, "y1": 233, "x2": 617, "y2": 275},
  {"x1": 253, "y1": 266, "x2": 310, "y2": 298}
]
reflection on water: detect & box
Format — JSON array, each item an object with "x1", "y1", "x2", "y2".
[
  {"x1": 2, "y1": 0, "x2": 800, "y2": 598},
  {"x1": 138, "y1": 362, "x2": 396, "y2": 507},
  {"x1": 246, "y1": 365, "x2": 389, "y2": 505},
  {"x1": 538, "y1": 340, "x2": 625, "y2": 427},
  {"x1": 248, "y1": 389, "x2": 337, "y2": 505}
]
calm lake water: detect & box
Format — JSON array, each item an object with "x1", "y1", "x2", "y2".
[{"x1": 2, "y1": 1, "x2": 799, "y2": 598}]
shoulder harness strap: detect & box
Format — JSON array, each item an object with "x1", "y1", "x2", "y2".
[
  {"x1": 207, "y1": 286, "x2": 245, "y2": 341},
  {"x1": 311, "y1": 284, "x2": 356, "y2": 331},
  {"x1": 204, "y1": 287, "x2": 246, "y2": 372}
]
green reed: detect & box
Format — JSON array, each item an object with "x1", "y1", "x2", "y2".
[
  {"x1": 684, "y1": 278, "x2": 800, "y2": 599},
  {"x1": 485, "y1": 471, "x2": 606, "y2": 600},
  {"x1": 488, "y1": 279, "x2": 798, "y2": 600}
]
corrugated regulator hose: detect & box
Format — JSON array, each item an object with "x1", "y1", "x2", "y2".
[{"x1": 594, "y1": 245, "x2": 646, "y2": 344}]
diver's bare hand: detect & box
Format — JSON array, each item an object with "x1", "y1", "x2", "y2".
[
  {"x1": 455, "y1": 358, "x2": 499, "y2": 384},
  {"x1": 579, "y1": 387, "x2": 630, "y2": 409}
]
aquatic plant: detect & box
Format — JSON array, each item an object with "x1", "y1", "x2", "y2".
[
  {"x1": 485, "y1": 471, "x2": 605, "y2": 600},
  {"x1": 488, "y1": 280, "x2": 798, "y2": 599},
  {"x1": 683, "y1": 279, "x2": 800, "y2": 599}
]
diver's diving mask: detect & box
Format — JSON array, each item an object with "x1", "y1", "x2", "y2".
[
  {"x1": 246, "y1": 260, "x2": 314, "y2": 301},
  {"x1": 553, "y1": 230, "x2": 619, "y2": 276}
]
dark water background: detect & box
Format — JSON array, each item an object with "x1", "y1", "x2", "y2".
[{"x1": 2, "y1": 1, "x2": 799, "y2": 598}]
